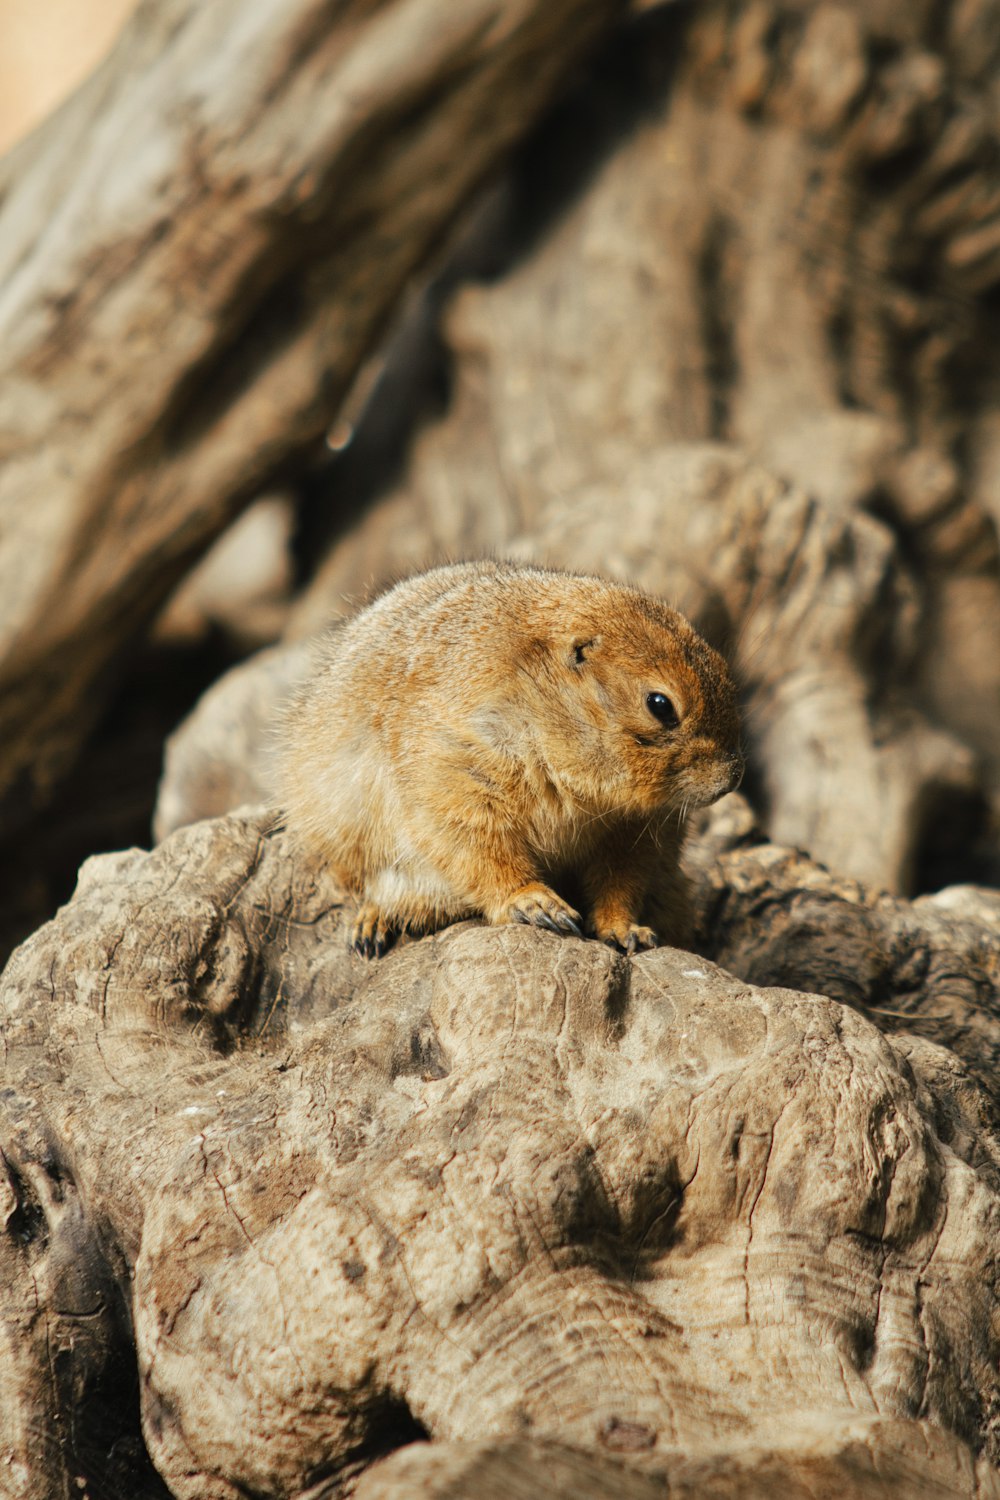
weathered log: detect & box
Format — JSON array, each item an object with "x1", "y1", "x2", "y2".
[
  {"x1": 5, "y1": 2, "x2": 1000, "y2": 1494},
  {"x1": 354, "y1": 1427, "x2": 1000, "y2": 1500},
  {"x1": 155, "y1": 493, "x2": 296, "y2": 650},
  {"x1": 153, "y1": 636, "x2": 314, "y2": 841},
  {"x1": 0, "y1": 0, "x2": 631, "y2": 830},
  {"x1": 689, "y1": 793, "x2": 1000, "y2": 1108},
  {"x1": 2, "y1": 806, "x2": 1000, "y2": 1496}
]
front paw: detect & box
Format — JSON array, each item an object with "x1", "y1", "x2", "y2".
[
  {"x1": 499, "y1": 884, "x2": 583, "y2": 938},
  {"x1": 593, "y1": 921, "x2": 659, "y2": 955},
  {"x1": 350, "y1": 903, "x2": 397, "y2": 959}
]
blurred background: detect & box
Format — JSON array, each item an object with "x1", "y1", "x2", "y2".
[
  {"x1": 1, "y1": 0, "x2": 999, "y2": 966},
  {"x1": 0, "y1": 0, "x2": 137, "y2": 153}
]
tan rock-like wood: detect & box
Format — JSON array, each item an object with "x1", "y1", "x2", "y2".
[
  {"x1": 2, "y1": 807, "x2": 1000, "y2": 1496},
  {"x1": 3, "y1": 1, "x2": 1000, "y2": 1496}
]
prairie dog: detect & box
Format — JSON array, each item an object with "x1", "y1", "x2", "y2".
[{"x1": 279, "y1": 561, "x2": 742, "y2": 956}]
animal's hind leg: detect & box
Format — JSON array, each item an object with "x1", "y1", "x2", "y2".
[
  {"x1": 350, "y1": 868, "x2": 464, "y2": 958},
  {"x1": 350, "y1": 902, "x2": 396, "y2": 959}
]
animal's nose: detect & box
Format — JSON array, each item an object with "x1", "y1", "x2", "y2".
[{"x1": 727, "y1": 755, "x2": 745, "y2": 793}]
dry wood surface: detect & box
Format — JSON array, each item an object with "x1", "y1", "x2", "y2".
[
  {"x1": 2, "y1": 804, "x2": 1000, "y2": 1496},
  {"x1": 1, "y1": 0, "x2": 1000, "y2": 1496}
]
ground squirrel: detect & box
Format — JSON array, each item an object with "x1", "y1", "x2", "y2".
[{"x1": 279, "y1": 560, "x2": 742, "y2": 956}]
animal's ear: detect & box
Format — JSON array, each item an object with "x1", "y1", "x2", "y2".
[{"x1": 569, "y1": 636, "x2": 601, "y2": 668}]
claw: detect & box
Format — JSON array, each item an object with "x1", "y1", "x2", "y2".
[
  {"x1": 503, "y1": 885, "x2": 583, "y2": 940},
  {"x1": 350, "y1": 902, "x2": 397, "y2": 959},
  {"x1": 598, "y1": 923, "x2": 659, "y2": 955},
  {"x1": 555, "y1": 913, "x2": 584, "y2": 938}
]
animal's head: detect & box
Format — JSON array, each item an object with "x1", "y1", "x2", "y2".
[{"x1": 533, "y1": 580, "x2": 744, "y2": 816}]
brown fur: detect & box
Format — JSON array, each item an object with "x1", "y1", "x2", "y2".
[{"x1": 278, "y1": 561, "x2": 743, "y2": 956}]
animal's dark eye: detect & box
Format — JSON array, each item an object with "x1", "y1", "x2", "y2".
[{"x1": 646, "y1": 692, "x2": 680, "y2": 728}]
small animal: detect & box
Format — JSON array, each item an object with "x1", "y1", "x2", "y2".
[{"x1": 279, "y1": 561, "x2": 742, "y2": 956}]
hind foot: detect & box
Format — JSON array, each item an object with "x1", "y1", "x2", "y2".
[{"x1": 350, "y1": 903, "x2": 397, "y2": 959}]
